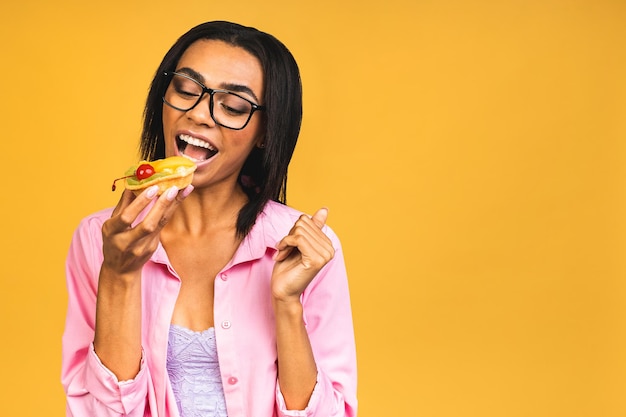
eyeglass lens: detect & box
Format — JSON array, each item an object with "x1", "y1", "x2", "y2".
[{"x1": 164, "y1": 73, "x2": 255, "y2": 129}]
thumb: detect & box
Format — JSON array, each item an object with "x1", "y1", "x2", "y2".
[{"x1": 311, "y1": 207, "x2": 329, "y2": 228}]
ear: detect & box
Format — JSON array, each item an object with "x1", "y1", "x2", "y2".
[{"x1": 255, "y1": 135, "x2": 266, "y2": 149}]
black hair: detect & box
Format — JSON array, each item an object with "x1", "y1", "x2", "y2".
[{"x1": 140, "y1": 21, "x2": 303, "y2": 237}]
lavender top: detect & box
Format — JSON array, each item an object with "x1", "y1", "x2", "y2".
[{"x1": 166, "y1": 325, "x2": 228, "y2": 417}]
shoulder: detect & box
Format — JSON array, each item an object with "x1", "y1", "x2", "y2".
[
  {"x1": 75, "y1": 207, "x2": 115, "y2": 232},
  {"x1": 260, "y1": 200, "x2": 304, "y2": 224},
  {"x1": 256, "y1": 201, "x2": 342, "y2": 248},
  {"x1": 66, "y1": 208, "x2": 114, "y2": 278},
  {"x1": 69, "y1": 207, "x2": 115, "y2": 251}
]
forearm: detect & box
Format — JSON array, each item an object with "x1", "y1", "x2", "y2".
[
  {"x1": 94, "y1": 266, "x2": 143, "y2": 381},
  {"x1": 273, "y1": 297, "x2": 318, "y2": 410}
]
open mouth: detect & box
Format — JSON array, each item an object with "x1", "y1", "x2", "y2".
[{"x1": 177, "y1": 134, "x2": 218, "y2": 162}]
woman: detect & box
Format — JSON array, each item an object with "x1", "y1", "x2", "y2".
[{"x1": 61, "y1": 21, "x2": 357, "y2": 417}]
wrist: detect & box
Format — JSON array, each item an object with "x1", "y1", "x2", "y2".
[
  {"x1": 272, "y1": 295, "x2": 303, "y2": 317},
  {"x1": 99, "y1": 265, "x2": 142, "y2": 290}
]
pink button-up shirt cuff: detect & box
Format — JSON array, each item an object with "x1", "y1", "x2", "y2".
[
  {"x1": 276, "y1": 378, "x2": 319, "y2": 417},
  {"x1": 85, "y1": 343, "x2": 149, "y2": 414},
  {"x1": 276, "y1": 370, "x2": 344, "y2": 417}
]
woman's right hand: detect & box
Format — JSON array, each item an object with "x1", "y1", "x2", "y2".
[
  {"x1": 94, "y1": 184, "x2": 193, "y2": 381},
  {"x1": 101, "y1": 184, "x2": 194, "y2": 281}
]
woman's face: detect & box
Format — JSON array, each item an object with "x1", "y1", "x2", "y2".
[{"x1": 162, "y1": 39, "x2": 265, "y2": 190}]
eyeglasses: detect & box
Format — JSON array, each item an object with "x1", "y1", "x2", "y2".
[{"x1": 162, "y1": 71, "x2": 265, "y2": 130}]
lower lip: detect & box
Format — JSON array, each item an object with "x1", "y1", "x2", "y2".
[{"x1": 181, "y1": 152, "x2": 217, "y2": 169}]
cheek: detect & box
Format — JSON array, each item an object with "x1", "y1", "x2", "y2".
[
  {"x1": 242, "y1": 118, "x2": 265, "y2": 146},
  {"x1": 161, "y1": 108, "x2": 180, "y2": 154},
  {"x1": 162, "y1": 106, "x2": 175, "y2": 131},
  {"x1": 229, "y1": 133, "x2": 258, "y2": 153},
  {"x1": 229, "y1": 116, "x2": 264, "y2": 145},
  {"x1": 161, "y1": 108, "x2": 183, "y2": 140}
]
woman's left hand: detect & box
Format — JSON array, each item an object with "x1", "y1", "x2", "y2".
[{"x1": 271, "y1": 208, "x2": 335, "y2": 303}]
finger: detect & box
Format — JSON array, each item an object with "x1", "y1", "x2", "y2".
[
  {"x1": 275, "y1": 225, "x2": 334, "y2": 265},
  {"x1": 274, "y1": 213, "x2": 332, "y2": 258},
  {"x1": 178, "y1": 184, "x2": 195, "y2": 200},
  {"x1": 106, "y1": 185, "x2": 160, "y2": 234},
  {"x1": 311, "y1": 207, "x2": 329, "y2": 229},
  {"x1": 280, "y1": 231, "x2": 333, "y2": 269},
  {"x1": 275, "y1": 218, "x2": 319, "y2": 251},
  {"x1": 273, "y1": 209, "x2": 332, "y2": 262},
  {"x1": 137, "y1": 185, "x2": 192, "y2": 235},
  {"x1": 154, "y1": 185, "x2": 194, "y2": 227},
  {"x1": 291, "y1": 214, "x2": 333, "y2": 249},
  {"x1": 110, "y1": 188, "x2": 138, "y2": 218},
  {"x1": 273, "y1": 244, "x2": 296, "y2": 262}
]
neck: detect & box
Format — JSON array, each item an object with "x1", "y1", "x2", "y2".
[{"x1": 166, "y1": 183, "x2": 249, "y2": 237}]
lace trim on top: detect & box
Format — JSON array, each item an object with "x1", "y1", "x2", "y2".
[{"x1": 166, "y1": 325, "x2": 228, "y2": 417}]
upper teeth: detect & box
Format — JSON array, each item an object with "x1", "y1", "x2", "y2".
[{"x1": 179, "y1": 134, "x2": 216, "y2": 151}]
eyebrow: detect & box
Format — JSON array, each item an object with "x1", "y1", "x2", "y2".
[{"x1": 176, "y1": 67, "x2": 262, "y2": 103}]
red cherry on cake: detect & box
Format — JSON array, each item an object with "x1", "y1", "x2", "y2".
[
  {"x1": 111, "y1": 163, "x2": 156, "y2": 191},
  {"x1": 135, "y1": 163, "x2": 155, "y2": 180}
]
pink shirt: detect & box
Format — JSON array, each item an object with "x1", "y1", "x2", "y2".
[{"x1": 62, "y1": 201, "x2": 357, "y2": 417}]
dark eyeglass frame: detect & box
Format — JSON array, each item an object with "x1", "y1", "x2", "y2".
[{"x1": 162, "y1": 71, "x2": 265, "y2": 130}]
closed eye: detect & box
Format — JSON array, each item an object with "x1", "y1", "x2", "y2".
[
  {"x1": 174, "y1": 86, "x2": 201, "y2": 98},
  {"x1": 220, "y1": 102, "x2": 248, "y2": 116}
]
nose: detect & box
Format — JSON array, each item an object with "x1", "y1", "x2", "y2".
[{"x1": 185, "y1": 93, "x2": 216, "y2": 127}]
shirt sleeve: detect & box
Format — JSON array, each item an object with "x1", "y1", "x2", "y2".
[
  {"x1": 61, "y1": 215, "x2": 152, "y2": 417},
  {"x1": 275, "y1": 229, "x2": 358, "y2": 417}
]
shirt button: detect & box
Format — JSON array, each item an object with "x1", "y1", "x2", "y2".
[
  {"x1": 220, "y1": 273, "x2": 228, "y2": 281},
  {"x1": 228, "y1": 377, "x2": 238, "y2": 385},
  {"x1": 221, "y1": 320, "x2": 231, "y2": 329}
]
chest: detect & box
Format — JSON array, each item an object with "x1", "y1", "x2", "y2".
[{"x1": 162, "y1": 232, "x2": 242, "y2": 330}]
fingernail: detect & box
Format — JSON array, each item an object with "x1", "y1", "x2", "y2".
[
  {"x1": 165, "y1": 186, "x2": 178, "y2": 201},
  {"x1": 180, "y1": 185, "x2": 194, "y2": 199},
  {"x1": 146, "y1": 185, "x2": 159, "y2": 199}
]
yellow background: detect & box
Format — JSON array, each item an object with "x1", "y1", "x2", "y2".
[{"x1": 1, "y1": 0, "x2": 624, "y2": 416}]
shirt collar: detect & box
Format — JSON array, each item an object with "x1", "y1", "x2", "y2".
[{"x1": 150, "y1": 201, "x2": 280, "y2": 267}]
